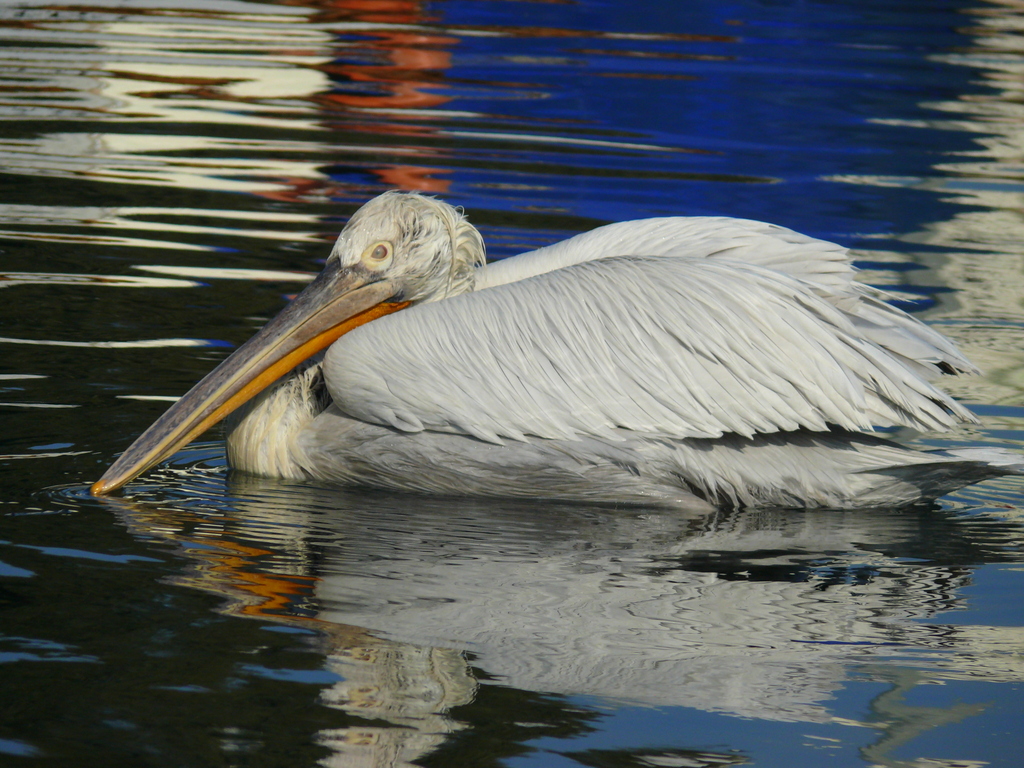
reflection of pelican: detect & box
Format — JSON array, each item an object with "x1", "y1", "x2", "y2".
[
  {"x1": 92, "y1": 192, "x2": 1021, "y2": 507},
  {"x1": 109, "y1": 479, "x2": 1024, "y2": 729}
]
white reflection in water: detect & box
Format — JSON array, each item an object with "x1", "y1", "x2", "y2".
[
  {"x1": 0, "y1": 271, "x2": 198, "y2": 289},
  {"x1": 0, "y1": 0, "x2": 336, "y2": 224},
  {"x1": 307, "y1": 504, "x2": 1023, "y2": 720},
  {"x1": 0, "y1": 203, "x2": 322, "y2": 253},
  {"x1": 0, "y1": 0, "x2": 330, "y2": 125},
  {"x1": 830, "y1": 1, "x2": 1024, "y2": 416},
  {"x1": 106, "y1": 472, "x2": 1024, "y2": 767},
  {"x1": 317, "y1": 642, "x2": 475, "y2": 768},
  {"x1": 0, "y1": 403, "x2": 78, "y2": 410},
  {"x1": 0, "y1": 133, "x2": 329, "y2": 194},
  {"x1": 0, "y1": 336, "x2": 210, "y2": 348},
  {"x1": 133, "y1": 265, "x2": 314, "y2": 282}
]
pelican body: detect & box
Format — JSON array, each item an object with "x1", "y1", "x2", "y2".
[{"x1": 93, "y1": 192, "x2": 1020, "y2": 508}]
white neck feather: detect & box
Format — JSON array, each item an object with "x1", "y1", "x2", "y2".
[{"x1": 224, "y1": 359, "x2": 327, "y2": 480}]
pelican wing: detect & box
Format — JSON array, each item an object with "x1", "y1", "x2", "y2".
[
  {"x1": 323, "y1": 255, "x2": 975, "y2": 445},
  {"x1": 479, "y1": 216, "x2": 976, "y2": 379},
  {"x1": 478, "y1": 216, "x2": 856, "y2": 293}
]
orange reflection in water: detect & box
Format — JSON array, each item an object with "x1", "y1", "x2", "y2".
[
  {"x1": 101, "y1": 493, "x2": 319, "y2": 625},
  {"x1": 196, "y1": 538, "x2": 321, "y2": 619},
  {"x1": 290, "y1": 0, "x2": 457, "y2": 197},
  {"x1": 320, "y1": 30, "x2": 456, "y2": 112},
  {"x1": 102, "y1": 488, "x2": 476, "y2": 768}
]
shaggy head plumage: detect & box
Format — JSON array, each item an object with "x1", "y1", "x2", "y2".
[{"x1": 329, "y1": 191, "x2": 486, "y2": 303}]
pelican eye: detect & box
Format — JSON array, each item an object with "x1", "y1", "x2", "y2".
[{"x1": 362, "y1": 240, "x2": 393, "y2": 269}]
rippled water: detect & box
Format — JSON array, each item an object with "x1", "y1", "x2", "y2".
[{"x1": 3, "y1": 1, "x2": 1024, "y2": 766}]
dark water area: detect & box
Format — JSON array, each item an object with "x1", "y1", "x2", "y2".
[{"x1": 3, "y1": 0, "x2": 1024, "y2": 766}]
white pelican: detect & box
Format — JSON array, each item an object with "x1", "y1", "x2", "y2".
[{"x1": 92, "y1": 191, "x2": 1021, "y2": 508}]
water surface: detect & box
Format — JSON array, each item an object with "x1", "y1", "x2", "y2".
[{"x1": 2, "y1": 1, "x2": 1024, "y2": 766}]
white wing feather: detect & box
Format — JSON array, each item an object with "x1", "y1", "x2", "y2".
[
  {"x1": 323, "y1": 255, "x2": 975, "y2": 445},
  {"x1": 479, "y1": 216, "x2": 976, "y2": 379},
  {"x1": 478, "y1": 217, "x2": 854, "y2": 292}
]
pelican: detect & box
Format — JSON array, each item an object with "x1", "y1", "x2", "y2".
[{"x1": 92, "y1": 191, "x2": 1021, "y2": 508}]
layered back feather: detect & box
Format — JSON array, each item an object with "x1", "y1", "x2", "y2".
[
  {"x1": 324, "y1": 253, "x2": 975, "y2": 448},
  {"x1": 478, "y1": 216, "x2": 975, "y2": 380}
]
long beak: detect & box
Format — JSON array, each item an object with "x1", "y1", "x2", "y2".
[{"x1": 91, "y1": 260, "x2": 408, "y2": 495}]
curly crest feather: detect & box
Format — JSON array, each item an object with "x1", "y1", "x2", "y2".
[{"x1": 332, "y1": 191, "x2": 485, "y2": 302}]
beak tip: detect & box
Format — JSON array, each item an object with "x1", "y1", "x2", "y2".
[{"x1": 90, "y1": 478, "x2": 115, "y2": 496}]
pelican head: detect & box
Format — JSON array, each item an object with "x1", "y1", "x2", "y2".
[
  {"x1": 91, "y1": 191, "x2": 485, "y2": 495},
  {"x1": 333, "y1": 190, "x2": 485, "y2": 302}
]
